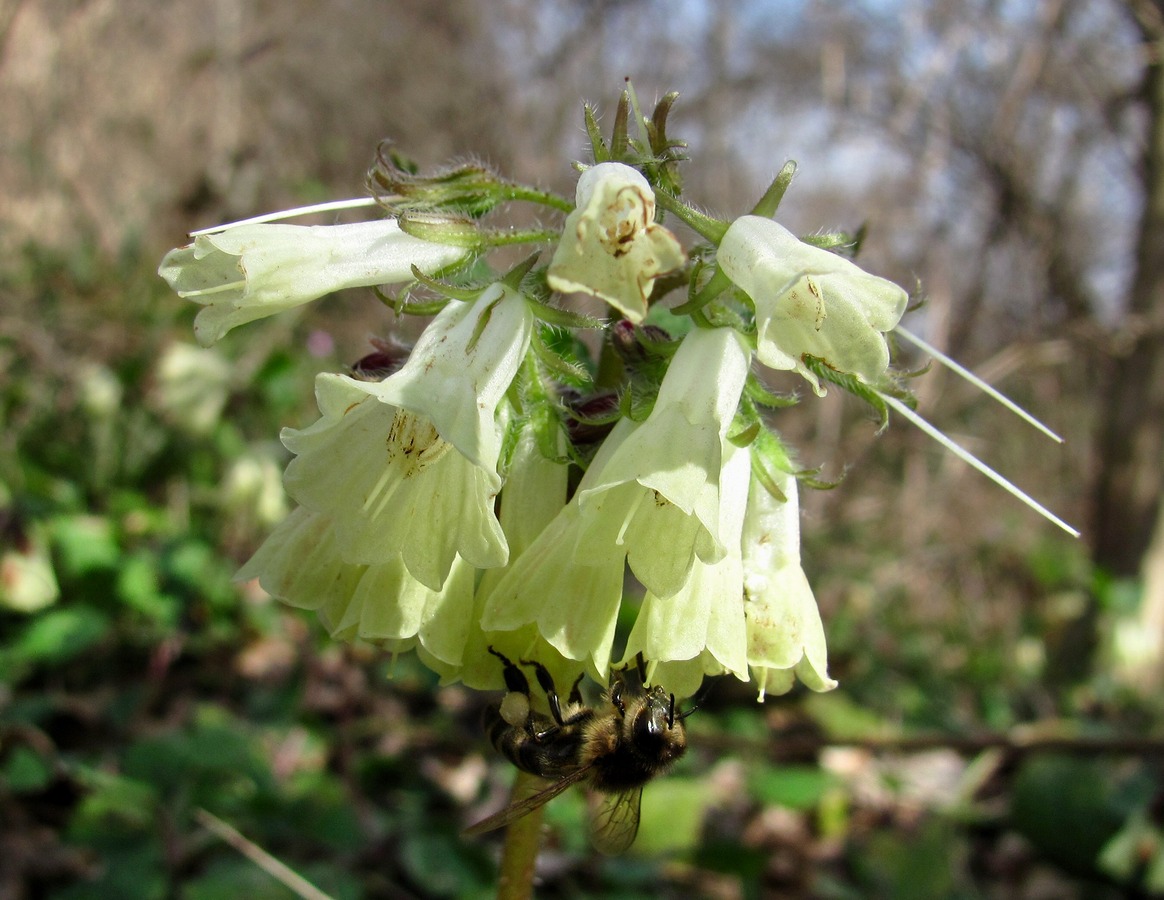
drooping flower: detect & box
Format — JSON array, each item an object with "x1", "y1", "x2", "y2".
[
  {"x1": 717, "y1": 215, "x2": 908, "y2": 394},
  {"x1": 742, "y1": 467, "x2": 836, "y2": 700},
  {"x1": 481, "y1": 325, "x2": 751, "y2": 685},
  {"x1": 548, "y1": 162, "x2": 685, "y2": 322},
  {"x1": 618, "y1": 440, "x2": 752, "y2": 700},
  {"x1": 460, "y1": 421, "x2": 584, "y2": 693},
  {"x1": 276, "y1": 282, "x2": 533, "y2": 590},
  {"x1": 234, "y1": 506, "x2": 476, "y2": 677},
  {"x1": 574, "y1": 325, "x2": 752, "y2": 598},
  {"x1": 0, "y1": 520, "x2": 59, "y2": 613},
  {"x1": 150, "y1": 342, "x2": 232, "y2": 435},
  {"x1": 159, "y1": 219, "x2": 469, "y2": 345}
]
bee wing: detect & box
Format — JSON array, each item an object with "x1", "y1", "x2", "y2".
[
  {"x1": 464, "y1": 766, "x2": 593, "y2": 837},
  {"x1": 588, "y1": 785, "x2": 643, "y2": 856}
]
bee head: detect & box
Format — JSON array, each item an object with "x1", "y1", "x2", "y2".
[{"x1": 629, "y1": 685, "x2": 687, "y2": 764}]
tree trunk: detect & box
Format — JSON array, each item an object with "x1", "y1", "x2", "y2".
[{"x1": 1092, "y1": 5, "x2": 1164, "y2": 690}]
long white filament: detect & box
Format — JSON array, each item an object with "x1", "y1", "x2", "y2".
[
  {"x1": 190, "y1": 197, "x2": 379, "y2": 236},
  {"x1": 895, "y1": 325, "x2": 1063, "y2": 443},
  {"x1": 879, "y1": 392, "x2": 1080, "y2": 538}
]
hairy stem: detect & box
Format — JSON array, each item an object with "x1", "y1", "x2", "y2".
[{"x1": 495, "y1": 771, "x2": 547, "y2": 900}]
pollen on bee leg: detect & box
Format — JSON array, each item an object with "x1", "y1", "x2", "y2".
[{"x1": 500, "y1": 690, "x2": 530, "y2": 727}]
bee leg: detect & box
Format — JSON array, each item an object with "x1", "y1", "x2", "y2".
[
  {"x1": 567, "y1": 672, "x2": 585, "y2": 707},
  {"x1": 608, "y1": 679, "x2": 627, "y2": 716},
  {"x1": 632, "y1": 651, "x2": 648, "y2": 683},
  {"x1": 488, "y1": 646, "x2": 536, "y2": 728},
  {"x1": 488, "y1": 646, "x2": 531, "y2": 696},
  {"x1": 519, "y1": 657, "x2": 571, "y2": 726}
]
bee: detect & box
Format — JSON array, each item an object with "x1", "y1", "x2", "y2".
[{"x1": 465, "y1": 647, "x2": 689, "y2": 855}]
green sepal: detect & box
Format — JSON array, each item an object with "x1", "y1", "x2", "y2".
[
  {"x1": 528, "y1": 301, "x2": 605, "y2": 331},
  {"x1": 750, "y1": 452, "x2": 789, "y2": 505},
  {"x1": 532, "y1": 325, "x2": 592, "y2": 388},
  {"x1": 465, "y1": 289, "x2": 507, "y2": 354},
  {"x1": 408, "y1": 265, "x2": 480, "y2": 302},
  {"x1": 670, "y1": 265, "x2": 732, "y2": 316},
  {"x1": 727, "y1": 419, "x2": 762, "y2": 449},
  {"x1": 797, "y1": 470, "x2": 843, "y2": 491},
  {"x1": 610, "y1": 90, "x2": 631, "y2": 158},
  {"x1": 585, "y1": 104, "x2": 611, "y2": 163},
  {"x1": 501, "y1": 252, "x2": 541, "y2": 291},
  {"x1": 374, "y1": 284, "x2": 449, "y2": 317},
  {"x1": 750, "y1": 160, "x2": 798, "y2": 220},
  {"x1": 801, "y1": 223, "x2": 865, "y2": 257},
  {"x1": 744, "y1": 377, "x2": 800, "y2": 409},
  {"x1": 803, "y1": 355, "x2": 898, "y2": 432},
  {"x1": 396, "y1": 211, "x2": 482, "y2": 248}
]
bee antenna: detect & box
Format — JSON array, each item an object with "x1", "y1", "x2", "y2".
[{"x1": 675, "y1": 677, "x2": 716, "y2": 721}]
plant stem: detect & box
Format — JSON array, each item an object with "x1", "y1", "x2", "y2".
[{"x1": 495, "y1": 771, "x2": 547, "y2": 900}]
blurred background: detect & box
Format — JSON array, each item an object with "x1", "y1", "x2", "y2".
[{"x1": 2, "y1": 0, "x2": 1163, "y2": 896}]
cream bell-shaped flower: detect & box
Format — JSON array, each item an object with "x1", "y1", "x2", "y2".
[
  {"x1": 159, "y1": 220, "x2": 469, "y2": 346},
  {"x1": 279, "y1": 283, "x2": 533, "y2": 590},
  {"x1": 575, "y1": 325, "x2": 752, "y2": 599},
  {"x1": 481, "y1": 325, "x2": 751, "y2": 683},
  {"x1": 460, "y1": 424, "x2": 589, "y2": 694},
  {"x1": 547, "y1": 162, "x2": 685, "y2": 322},
  {"x1": 619, "y1": 440, "x2": 751, "y2": 700},
  {"x1": 235, "y1": 507, "x2": 476, "y2": 676},
  {"x1": 742, "y1": 468, "x2": 837, "y2": 700},
  {"x1": 717, "y1": 215, "x2": 908, "y2": 395}
]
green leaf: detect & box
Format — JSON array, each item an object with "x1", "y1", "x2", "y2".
[
  {"x1": 748, "y1": 764, "x2": 836, "y2": 810},
  {"x1": 633, "y1": 776, "x2": 713, "y2": 855},
  {"x1": 2, "y1": 745, "x2": 53, "y2": 792},
  {"x1": 14, "y1": 605, "x2": 110, "y2": 664},
  {"x1": 50, "y1": 514, "x2": 119, "y2": 578}
]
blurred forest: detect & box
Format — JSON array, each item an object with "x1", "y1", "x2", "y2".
[{"x1": 2, "y1": 0, "x2": 1163, "y2": 897}]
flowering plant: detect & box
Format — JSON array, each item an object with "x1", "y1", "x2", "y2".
[{"x1": 160, "y1": 87, "x2": 1074, "y2": 708}]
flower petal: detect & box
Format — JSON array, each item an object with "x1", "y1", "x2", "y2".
[
  {"x1": 282, "y1": 375, "x2": 507, "y2": 587},
  {"x1": 576, "y1": 327, "x2": 750, "y2": 598},
  {"x1": 718, "y1": 216, "x2": 907, "y2": 393},
  {"x1": 364, "y1": 282, "x2": 533, "y2": 474},
  {"x1": 159, "y1": 219, "x2": 468, "y2": 345},
  {"x1": 548, "y1": 163, "x2": 685, "y2": 321},
  {"x1": 742, "y1": 469, "x2": 836, "y2": 699}
]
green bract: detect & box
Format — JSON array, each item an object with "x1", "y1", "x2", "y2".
[
  {"x1": 717, "y1": 215, "x2": 908, "y2": 395},
  {"x1": 548, "y1": 162, "x2": 685, "y2": 321},
  {"x1": 158, "y1": 220, "x2": 469, "y2": 345}
]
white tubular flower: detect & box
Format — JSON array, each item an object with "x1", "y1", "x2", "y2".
[
  {"x1": 150, "y1": 342, "x2": 232, "y2": 435},
  {"x1": 235, "y1": 507, "x2": 476, "y2": 672},
  {"x1": 481, "y1": 326, "x2": 751, "y2": 682},
  {"x1": 619, "y1": 441, "x2": 751, "y2": 699},
  {"x1": 479, "y1": 498, "x2": 627, "y2": 684},
  {"x1": 742, "y1": 468, "x2": 837, "y2": 700},
  {"x1": 328, "y1": 555, "x2": 476, "y2": 670},
  {"x1": 0, "y1": 523, "x2": 59, "y2": 613},
  {"x1": 548, "y1": 162, "x2": 685, "y2": 322},
  {"x1": 280, "y1": 283, "x2": 533, "y2": 590},
  {"x1": 576, "y1": 325, "x2": 751, "y2": 599},
  {"x1": 717, "y1": 215, "x2": 908, "y2": 395},
  {"x1": 461, "y1": 423, "x2": 582, "y2": 692},
  {"x1": 235, "y1": 506, "x2": 363, "y2": 616},
  {"x1": 159, "y1": 220, "x2": 469, "y2": 346}
]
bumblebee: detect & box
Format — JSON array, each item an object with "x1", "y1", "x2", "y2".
[{"x1": 466, "y1": 648, "x2": 688, "y2": 855}]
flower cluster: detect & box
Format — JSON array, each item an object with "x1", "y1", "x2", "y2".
[{"x1": 159, "y1": 92, "x2": 915, "y2": 700}]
